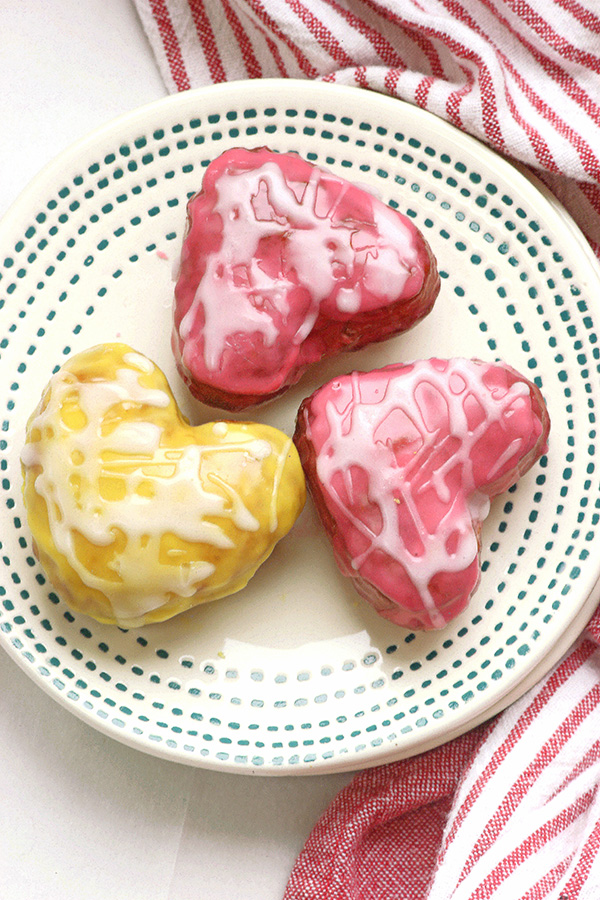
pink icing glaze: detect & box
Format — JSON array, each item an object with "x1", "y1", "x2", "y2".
[
  {"x1": 172, "y1": 148, "x2": 439, "y2": 410},
  {"x1": 294, "y1": 358, "x2": 550, "y2": 630}
]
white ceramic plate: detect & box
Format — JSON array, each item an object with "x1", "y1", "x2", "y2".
[{"x1": 1, "y1": 80, "x2": 599, "y2": 775}]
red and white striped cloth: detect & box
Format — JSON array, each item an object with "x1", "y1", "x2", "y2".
[
  {"x1": 284, "y1": 630, "x2": 600, "y2": 899},
  {"x1": 131, "y1": 2, "x2": 600, "y2": 896}
]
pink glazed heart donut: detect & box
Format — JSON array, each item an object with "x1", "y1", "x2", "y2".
[
  {"x1": 172, "y1": 147, "x2": 440, "y2": 410},
  {"x1": 294, "y1": 358, "x2": 550, "y2": 631}
]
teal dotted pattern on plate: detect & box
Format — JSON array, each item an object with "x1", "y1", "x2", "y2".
[{"x1": 1, "y1": 81, "x2": 599, "y2": 773}]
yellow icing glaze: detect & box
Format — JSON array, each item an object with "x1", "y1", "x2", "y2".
[{"x1": 21, "y1": 343, "x2": 306, "y2": 627}]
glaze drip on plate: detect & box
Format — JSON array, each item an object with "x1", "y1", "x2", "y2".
[
  {"x1": 21, "y1": 343, "x2": 306, "y2": 627},
  {"x1": 294, "y1": 358, "x2": 550, "y2": 630},
  {"x1": 172, "y1": 147, "x2": 440, "y2": 410}
]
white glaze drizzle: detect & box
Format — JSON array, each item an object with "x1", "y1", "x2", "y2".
[
  {"x1": 179, "y1": 160, "x2": 423, "y2": 372},
  {"x1": 22, "y1": 359, "x2": 277, "y2": 621},
  {"x1": 312, "y1": 360, "x2": 533, "y2": 627},
  {"x1": 268, "y1": 437, "x2": 293, "y2": 534}
]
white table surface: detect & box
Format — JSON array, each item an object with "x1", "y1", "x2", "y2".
[{"x1": 0, "y1": 3, "x2": 353, "y2": 897}]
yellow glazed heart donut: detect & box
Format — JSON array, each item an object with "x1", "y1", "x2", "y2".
[{"x1": 21, "y1": 343, "x2": 306, "y2": 627}]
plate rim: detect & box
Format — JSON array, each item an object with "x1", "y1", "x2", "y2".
[{"x1": 2, "y1": 77, "x2": 600, "y2": 775}]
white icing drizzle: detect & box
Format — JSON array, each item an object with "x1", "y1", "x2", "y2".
[
  {"x1": 312, "y1": 360, "x2": 533, "y2": 627},
  {"x1": 212, "y1": 421, "x2": 228, "y2": 437},
  {"x1": 179, "y1": 160, "x2": 422, "y2": 372},
  {"x1": 123, "y1": 350, "x2": 155, "y2": 374},
  {"x1": 22, "y1": 359, "x2": 276, "y2": 622},
  {"x1": 268, "y1": 437, "x2": 293, "y2": 534}
]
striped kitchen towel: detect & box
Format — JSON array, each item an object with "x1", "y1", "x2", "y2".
[
  {"x1": 283, "y1": 632, "x2": 600, "y2": 899},
  {"x1": 131, "y1": 1, "x2": 600, "y2": 896}
]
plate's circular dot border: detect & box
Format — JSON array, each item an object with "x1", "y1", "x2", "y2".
[{"x1": 1, "y1": 90, "x2": 599, "y2": 770}]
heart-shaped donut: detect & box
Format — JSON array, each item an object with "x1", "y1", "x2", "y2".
[
  {"x1": 294, "y1": 358, "x2": 550, "y2": 630},
  {"x1": 21, "y1": 343, "x2": 306, "y2": 627},
  {"x1": 172, "y1": 147, "x2": 440, "y2": 410}
]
